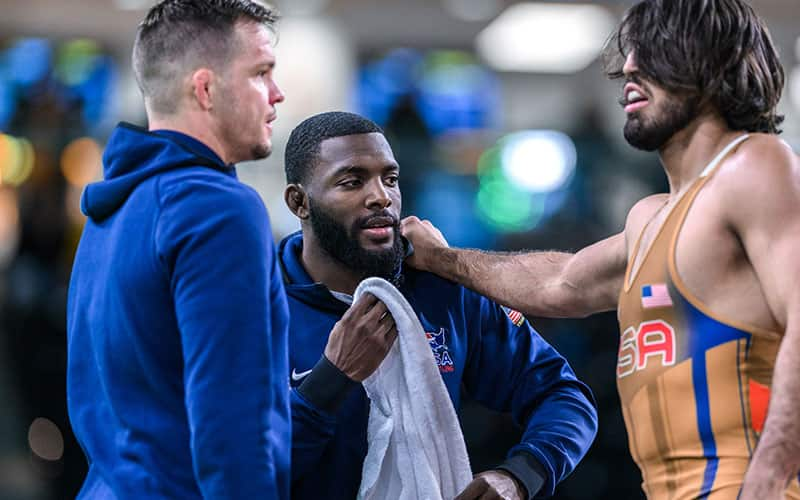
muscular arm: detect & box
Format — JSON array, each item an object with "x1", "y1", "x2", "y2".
[
  {"x1": 725, "y1": 138, "x2": 800, "y2": 498},
  {"x1": 402, "y1": 217, "x2": 626, "y2": 318}
]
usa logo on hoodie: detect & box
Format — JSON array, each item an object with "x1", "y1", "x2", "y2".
[{"x1": 425, "y1": 327, "x2": 454, "y2": 373}]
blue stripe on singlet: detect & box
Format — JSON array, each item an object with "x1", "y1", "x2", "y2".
[{"x1": 676, "y1": 294, "x2": 751, "y2": 498}]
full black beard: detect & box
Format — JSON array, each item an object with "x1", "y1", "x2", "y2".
[
  {"x1": 308, "y1": 197, "x2": 404, "y2": 284},
  {"x1": 624, "y1": 94, "x2": 700, "y2": 152}
]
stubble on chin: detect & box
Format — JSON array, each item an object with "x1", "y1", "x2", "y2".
[{"x1": 251, "y1": 142, "x2": 271, "y2": 161}]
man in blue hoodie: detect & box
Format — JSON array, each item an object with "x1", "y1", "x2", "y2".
[
  {"x1": 66, "y1": 1, "x2": 297, "y2": 498},
  {"x1": 281, "y1": 111, "x2": 598, "y2": 499}
]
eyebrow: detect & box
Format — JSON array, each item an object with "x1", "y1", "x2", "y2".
[{"x1": 331, "y1": 164, "x2": 399, "y2": 177}]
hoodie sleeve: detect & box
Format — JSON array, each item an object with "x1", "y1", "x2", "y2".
[
  {"x1": 290, "y1": 355, "x2": 358, "y2": 481},
  {"x1": 156, "y1": 173, "x2": 289, "y2": 499},
  {"x1": 462, "y1": 292, "x2": 598, "y2": 498}
]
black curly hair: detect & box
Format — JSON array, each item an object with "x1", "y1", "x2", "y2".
[{"x1": 284, "y1": 111, "x2": 384, "y2": 185}]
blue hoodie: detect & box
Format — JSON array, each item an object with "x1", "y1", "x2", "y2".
[
  {"x1": 280, "y1": 232, "x2": 598, "y2": 499},
  {"x1": 67, "y1": 123, "x2": 290, "y2": 499}
]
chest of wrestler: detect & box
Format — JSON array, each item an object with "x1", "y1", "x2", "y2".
[
  {"x1": 673, "y1": 183, "x2": 778, "y2": 334},
  {"x1": 616, "y1": 182, "x2": 781, "y2": 478}
]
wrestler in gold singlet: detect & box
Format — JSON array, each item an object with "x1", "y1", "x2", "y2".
[
  {"x1": 617, "y1": 136, "x2": 800, "y2": 499},
  {"x1": 401, "y1": 1, "x2": 800, "y2": 498}
]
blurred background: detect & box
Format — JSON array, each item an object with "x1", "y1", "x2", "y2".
[{"x1": 0, "y1": 0, "x2": 798, "y2": 498}]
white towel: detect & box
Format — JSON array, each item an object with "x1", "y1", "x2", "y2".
[{"x1": 355, "y1": 277, "x2": 472, "y2": 500}]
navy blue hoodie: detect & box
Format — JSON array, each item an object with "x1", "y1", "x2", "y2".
[
  {"x1": 67, "y1": 123, "x2": 290, "y2": 499},
  {"x1": 280, "y1": 232, "x2": 598, "y2": 499}
]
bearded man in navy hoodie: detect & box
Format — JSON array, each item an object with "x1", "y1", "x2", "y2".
[
  {"x1": 66, "y1": 1, "x2": 301, "y2": 498},
  {"x1": 281, "y1": 111, "x2": 599, "y2": 500}
]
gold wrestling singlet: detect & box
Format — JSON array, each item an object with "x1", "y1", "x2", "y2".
[{"x1": 617, "y1": 135, "x2": 800, "y2": 499}]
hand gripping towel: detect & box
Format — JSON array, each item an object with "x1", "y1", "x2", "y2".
[{"x1": 354, "y1": 277, "x2": 472, "y2": 500}]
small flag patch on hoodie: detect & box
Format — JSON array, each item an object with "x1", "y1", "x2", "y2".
[{"x1": 501, "y1": 306, "x2": 525, "y2": 327}]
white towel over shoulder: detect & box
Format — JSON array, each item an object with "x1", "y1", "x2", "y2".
[{"x1": 355, "y1": 277, "x2": 472, "y2": 500}]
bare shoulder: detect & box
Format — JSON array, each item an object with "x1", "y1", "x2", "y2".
[
  {"x1": 714, "y1": 133, "x2": 800, "y2": 205},
  {"x1": 625, "y1": 193, "x2": 669, "y2": 236},
  {"x1": 713, "y1": 133, "x2": 800, "y2": 223}
]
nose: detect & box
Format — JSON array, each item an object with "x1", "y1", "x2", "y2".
[
  {"x1": 622, "y1": 50, "x2": 638, "y2": 76},
  {"x1": 365, "y1": 178, "x2": 391, "y2": 210},
  {"x1": 270, "y1": 80, "x2": 285, "y2": 105}
]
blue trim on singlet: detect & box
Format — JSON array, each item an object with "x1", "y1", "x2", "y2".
[
  {"x1": 676, "y1": 293, "x2": 751, "y2": 498},
  {"x1": 735, "y1": 340, "x2": 754, "y2": 456}
]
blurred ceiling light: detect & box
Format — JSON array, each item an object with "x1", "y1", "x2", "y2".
[
  {"x1": 476, "y1": 3, "x2": 616, "y2": 73},
  {"x1": 113, "y1": 0, "x2": 152, "y2": 10},
  {"x1": 0, "y1": 134, "x2": 35, "y2": 186},
  {"x1": 442, "y1": 0, "x2": 502, "y2": 22},
  {"x1": 28, "y1": 418, "x2": 65, "y2": 462},
  {"x1": 61, "y1": 137, "x2": 103, "y2": 187},
  {"x1": 501, "y1": 130, "x2": 576, "y2": 192},
  {"x1": 277, "y1": 0, "x2": 329, "y2": 16}
]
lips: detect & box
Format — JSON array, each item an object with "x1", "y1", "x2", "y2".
[
  {"x1": 359, "y1": 215, "x2": 397, "y2": 242},
  {"x1": 361, "y1": 216, "x2": 396, "y2": 229},
  {"x1": 622, "y1": 82, "x2": 649, "y2": 113}
]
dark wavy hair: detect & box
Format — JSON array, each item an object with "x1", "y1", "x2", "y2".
[{"x1": 604, "y1": 0, "x2": 784, "y2": 134}]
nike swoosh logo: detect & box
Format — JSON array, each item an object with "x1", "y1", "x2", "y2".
[{"x1": 291, "y1": 368, "x2": 313, "y2": 382}]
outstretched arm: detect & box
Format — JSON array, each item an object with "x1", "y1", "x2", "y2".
[{"x1": 401, "y1": 216, "x2": 626, "y2": 318}]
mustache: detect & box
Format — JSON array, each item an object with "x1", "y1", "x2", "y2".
[{"x1": 356, "y1": 211, "x2": 400, "y2": 229}]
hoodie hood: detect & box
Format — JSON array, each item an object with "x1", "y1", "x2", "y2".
[{"x1": 81, "y1": 122, "x2": 233, "y2": 221}]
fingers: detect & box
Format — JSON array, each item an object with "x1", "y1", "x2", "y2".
[
  {"x1": 455, "y1": 477, "x2": 489, "y2": 500},
  {"x1": 376, "y1": 312, "x2": 396, "y2": 336},
  {"x1": 364, "y1": 297, "x2": 389, "y2": 324},
  {"x1": 349, "y1": 292, "x2": 379, "y2": 316},
  {"x1": 372, "y1": 304, "x2": 397, "y2": 343},
  {"x1": 400, "y1": 215, "x2": 420, "y2": 228}
]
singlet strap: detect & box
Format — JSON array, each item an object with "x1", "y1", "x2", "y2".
[{"x1": 699, "y1": 134, "x2": 749, "y2": 178}]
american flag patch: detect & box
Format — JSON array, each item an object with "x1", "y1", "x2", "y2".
[
  {"x1": 641, "y1": 284, "x2": 673, "y2": 309},
  {"x1": 501, "y1": 306, "x2": 525, "y2": 327}
]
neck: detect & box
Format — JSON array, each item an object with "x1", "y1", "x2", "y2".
[
  {"x1": 148, "y1": 112, "x2": 232, "y2": 164},
  {"x1": 657, "y1": 114, "x2": 743, "y2": 195},
  {"x1": 300, "y1": 230, "x2": 362, "y2": 296}
]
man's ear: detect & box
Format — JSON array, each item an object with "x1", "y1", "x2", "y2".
[
  {"x1": 190, "y1": 68, "x2": 215, "y2": 111},
  {"x1": 284, "y1": 184, "x2": 309, "y2": 219}
]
